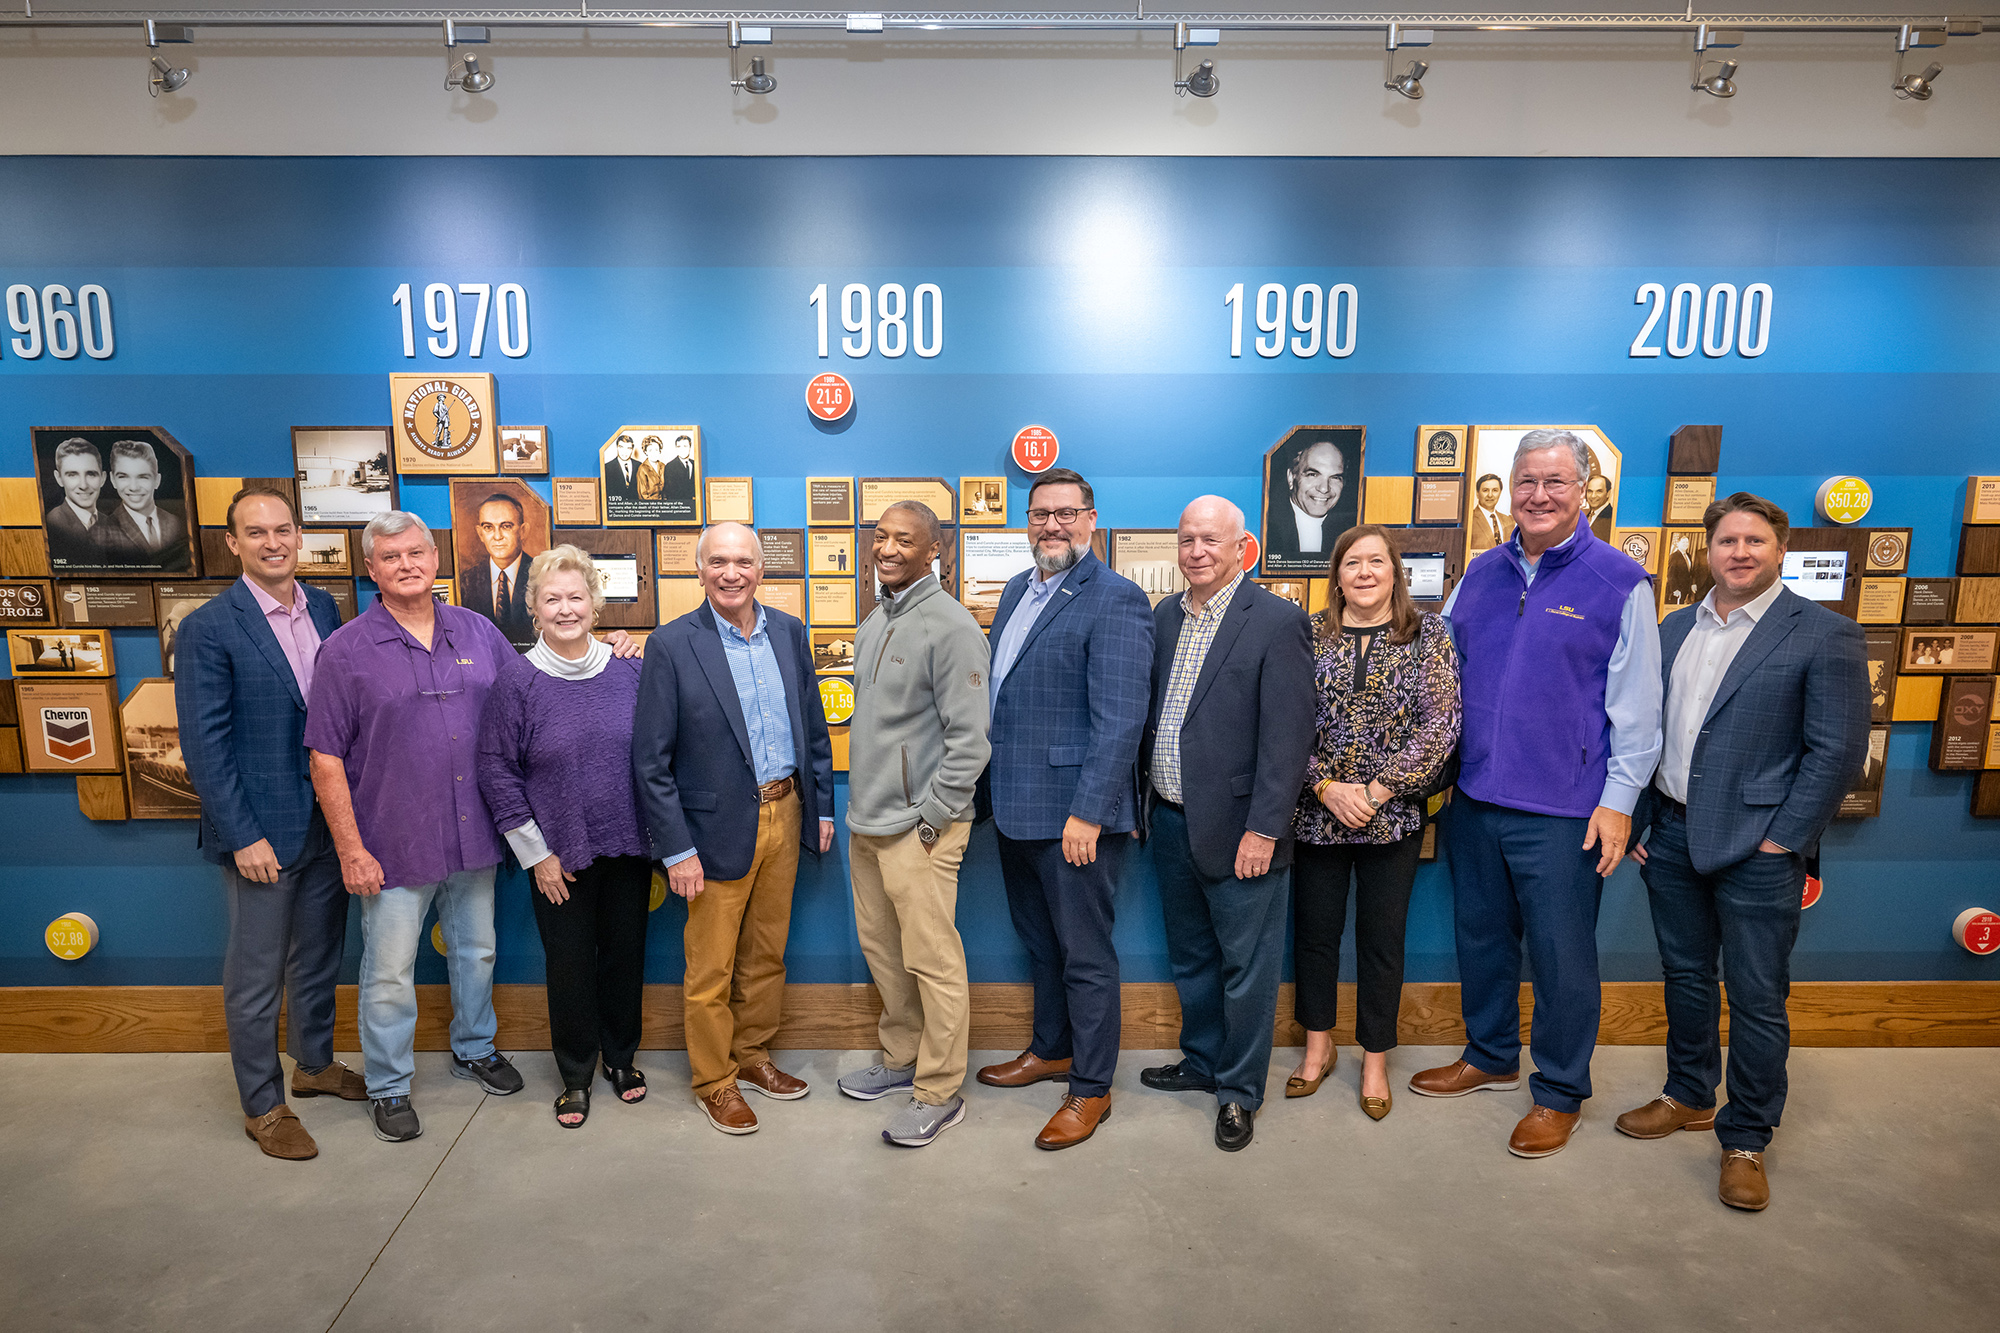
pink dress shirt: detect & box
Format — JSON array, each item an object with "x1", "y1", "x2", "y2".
[{"x1": 244, "y1": 576, "x2": 323, "y2": 700}]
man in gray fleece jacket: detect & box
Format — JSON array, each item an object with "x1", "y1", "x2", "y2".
[{"x1": 836, "y1": 501, "x2": 993, "y2": 1147}]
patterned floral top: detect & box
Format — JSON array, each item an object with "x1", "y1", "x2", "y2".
[{"x1": 1292, "y1": 610, "x2": 1462, "y2": 846}]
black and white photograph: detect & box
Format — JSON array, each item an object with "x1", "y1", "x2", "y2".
[
  {"x1": 599, "y1": 425, "x2": 702, "y2": 526},
  {"x1": 292, "y1": 427, "x2": 395, "y2": 525},
  {"x1": 1659, "y1": 527, "x2": 1713, "y2": 615},
  {"x1": 1863, "y1": 628, "x2": 1902, "y2": 724},
  {"x1": 1464, "y1": 425, "x2": 1623, "y2": 562},
  {"x1": 1260, "y1": 426, "x2": 1365, "y2": 576},
  {"x1": 1836, "y1": 726, "x2": 1891, "y2": 819},
  {"x1": 500, "y1": 426, "x2": 549, "y2": 475},
  {"x1": 34, "y1": 427, "x2": 199, "y2": 577},
  {"x1": 121, "y1": 677, "x2": 199, "y2": 820},
  {"x1": 156, "y1": 583, "x2": 232, "y2": 676}
]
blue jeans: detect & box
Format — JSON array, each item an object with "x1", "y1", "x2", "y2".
[
  {"x1": 357, "y1": 867, "x2": 499, "y2": 1100},
  {"x1": 1639, "y1": 808, "x2": 1805, "y2": 1152},
  {"x1": 1151, "y1": 804, "x2": 1290, "y2": 1112}
]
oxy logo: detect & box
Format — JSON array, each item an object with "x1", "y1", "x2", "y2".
[{"x1": 40, "y1": 706, "x2": 95, "y2": 763}]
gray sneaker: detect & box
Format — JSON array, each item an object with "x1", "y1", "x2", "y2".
[
  {"x1": 838, "y1": 1062, "x2": 917, "y2": 1101},
  {"x1": 882, "y1": 1094, "x2": 965, "y2": 1147}
]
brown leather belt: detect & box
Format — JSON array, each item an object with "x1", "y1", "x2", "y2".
[{"x1": 757, "y1": 775, "x2": 796, "y2": 804}]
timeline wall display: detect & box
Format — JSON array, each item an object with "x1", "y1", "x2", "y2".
[
  {"x1": 1663, "y1": 476, "x2": 1717, "y2": 526},
  {"x1": 54, "y1": 581, "x2": 155, "y2": 627},
  {"x1": 1414, "y1": 477, "x2": 1463, "y2": 526},
  {"x1": 599, "y1": 426, "x2": 702, "y2": 526},
  {"x1": 389, "y1": 373, "x2": 497, "y2": 476},
  {"x1": 553, "y1": 477, "x2": 600, "y2": 526},
  {"x1": 653, "y1": 530, "x2": 701, "y2": 577},
  {"x1": 293, "y1": 427, "x2": 395, "y2": 525},
  {"x1": 1857, "y1": 577, "x2": 1906, "y2": 624},
  {"x1": 33, "y1": 427, "x2": 199, "y2": 578},
  {"x1": 449, "y1": 478, "x2": 552, "y2": 650},
  {"x1": 1261, "y1": 427, "x2": 1364, "y2": 577}
]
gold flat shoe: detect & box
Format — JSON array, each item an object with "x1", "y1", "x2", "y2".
[
  {"x1": 1284, "y1": 1052, "x2": 1337, "y2": 1098},
  {"x1": 1360, "y1": 1087, "x2": 1392, "y2": 1120}
]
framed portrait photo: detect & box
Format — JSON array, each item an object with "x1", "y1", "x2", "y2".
[
  {"x1": 1464, "y1": 425, "x2": 1624, "y2": 565},
  {"x1": 499, "y1": 426, "x2": 549, "y2": 475},
  {"x1": 292, "y1": 427, "x2": 396, "y2": 525},
  {"x1": 599, "y1": 426, "x2": 702, "y2": 526},
  {"x1": 449, "y1": 478, "x2": 553, "y2": 651},
  {"x1": 33, "y1": 427, "x2": 199, "y2": 578},
  {"x1": 1260, "y1": 426, "x2": 1365, "y2": 577}
]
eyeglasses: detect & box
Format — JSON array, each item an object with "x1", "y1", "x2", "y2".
[
  {"x1": 1026, "y1": 507, "x2": 1091, "y2": 526},
  {"x1": 1513, "y1": 478, "x2": 1577, "y2": 496}
]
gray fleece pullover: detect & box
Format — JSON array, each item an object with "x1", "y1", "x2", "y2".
[{"x1": 846, "y1": 574, "x2": 992, "y2": 837}]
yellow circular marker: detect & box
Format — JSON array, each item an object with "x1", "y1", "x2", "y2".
[
  {"x1": 819, "y1": 677, "x2": 856, "y2": 725},
  {"x1": 649, "y1": 868, "x2": 669, "y2": 912},
  {"x1": 45, "y1": 912, "x2": 99, "y2": 960},
  {"x1": 1815, "y1": 476, "x2": 1873, "y2": 526},
  {"x1": 431, "y1": 921, "x2": 446, "y2": 956}
]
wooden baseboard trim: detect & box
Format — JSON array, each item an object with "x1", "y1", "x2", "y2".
[{"x1": 1, "y1": 980, "x2": 1994, "y2": 1053}]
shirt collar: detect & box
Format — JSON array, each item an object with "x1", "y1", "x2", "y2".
[
  {"x1": 880, "y1": 572, "x2": 936, "y2": 610},
  {"x1": 1290, "y1": 499, "x2": 1326, "y2": 534},
  {"x1": 242, "y1": 575, "x2": 301, "y2": 617},
  {"x1": 488, "y1": 555, "x2": 522, "y2": 580},
  {"x1": 1028, "y1": 564, "x2": 1071, "y2": 600},
  {"x1": 67, "y1": 500, "x2": 97, "y2": 527},
  {"x1": 1698, "y1": 576, "x2": 1785, "y2": 628},
  {"x1": 714, "y1": 602, "x2": 767, "y2": 642},
  {"x1": 1181, "y1": 569, "x2": 1243, "y2": 620}
]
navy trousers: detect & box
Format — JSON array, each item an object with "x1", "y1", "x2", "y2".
[
  {"x1": 1446, "y1": 794, "x2": 1604, "y2": 1114},
  {"x1": 1151, "y1": 804, "x2": 1289, "y2": 1111},
  {"x1": 221, "y1": 812, "x2": 349, "y2": 1117},
  {"x1": 1639, "y1": 806, "x2": 1805, "y2": 1152},
  {"x1": 996, "y1": 831, "x2": 1127, "y2": 1098}
]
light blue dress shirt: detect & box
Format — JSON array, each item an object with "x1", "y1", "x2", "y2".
[
  {"x1": 988, "y1": 564, "x2": 1073, "y2": 704},
  {"x1": 1442, "y1": 525, "x2": 1664, "y2": 815}
]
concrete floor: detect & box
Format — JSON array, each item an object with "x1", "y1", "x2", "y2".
[{"x1": 1, "y1": 1046, "x2": 1994, "y2": 1333}]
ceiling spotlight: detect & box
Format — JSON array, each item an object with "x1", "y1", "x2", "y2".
[
  {"x1": 1386, "y1": 60, "x2": 1428, "y2": 99},
  {"x1": 443, "y1": 19, "x2": 494, "y2": 94},
  {"x1": 729, "y1": 20, "x2": 777, "y2": 94},
  {"x1": 1174, "y1": 23, "x2": 1220, "y2": 98},
  {"x1": 1894, "y1": 62, "x2": 1944, "y2": 100},
  {"x1": 1692, "y1": 59, "x2": 1738, "y2": 98},
  {"x1": 145, "y1": 19, "x2": 192, "y2": 98}
]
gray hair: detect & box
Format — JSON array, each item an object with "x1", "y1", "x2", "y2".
[
  {"x1": 361, "y1": 510, "x2": 435, "y2": 559},
  {"x1": 526, "y1": 543, "x2": 605, "y2": 619},
  {"x1": 1512, "y1": 429, "x2": 1591, "y2": 485},
  {"x1": 695, "y1": 521, "x2": 764, "y2": 564}
]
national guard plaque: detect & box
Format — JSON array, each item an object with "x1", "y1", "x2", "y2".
[{"x1": 388, "y1": 373, "x2": 498, "y2": 476}]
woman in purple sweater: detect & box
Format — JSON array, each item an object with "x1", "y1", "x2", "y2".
[{"x1": 478, "y1": 545, "x2": 652, "y2": 1128}]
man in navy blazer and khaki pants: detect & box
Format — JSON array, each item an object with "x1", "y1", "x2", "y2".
[
  {"x1": 974, "y1": 468, "x2": 1154, "y2": 1150},
  {"x1": 176, "y1": 486, "x2": 361, "y2": 1159},
  {"x1": 1624, "y1": 492, "x2": 1869, "y2": 1212},
  {"x1": 1138, "y1": 497, "x2": 1314, "y2": 1152},
  {"x1": 633, "y1": 523, "x2": 835, "y2": 1136}
]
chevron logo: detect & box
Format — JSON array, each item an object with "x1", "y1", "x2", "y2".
[{"x1": 41, "y1": 707, "x2": 95, "y2": 764}]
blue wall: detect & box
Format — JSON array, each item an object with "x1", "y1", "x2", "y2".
[{"x1": 3, "y1": 156, "x2": 1997, "y2": 988}]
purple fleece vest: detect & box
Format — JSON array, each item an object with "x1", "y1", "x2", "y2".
[{"x1": 1452, "y1": 524, "x2": 1648, "y2": 819}]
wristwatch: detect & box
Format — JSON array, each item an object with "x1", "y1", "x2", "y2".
[
  {"x1": 917, "y1": 820, "x2": 939, "y2": 847},
  {"x1": 1363, "y1": 783, "x2": 1384, "y2": 811}
]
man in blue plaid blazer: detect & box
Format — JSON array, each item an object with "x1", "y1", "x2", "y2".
[
  {"x1": 176, "y1": 486, "x2": 360, "y2": 1160},
  {"x1": 973, "y1": 468, "x2": 1154, "y2": 1151},
  {"x1": 1623, "y1": 492, "x2": 1869, "y2": 1213}
]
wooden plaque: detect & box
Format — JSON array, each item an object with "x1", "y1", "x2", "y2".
[
  {"x1": 1109, "y1": 529, "x2": 1186, "y2": 608},
  {"x1": 56, "y1": 581, "x2": 156, "y2": 627},
  {"x1": 758, "y1": 529, "x2": 807, "y2": 579},
  {"x1": 122, "y1": 677, "x2": 200, "y2": 819},
  {"x1": 1414, "y1": 425, "x2": 1467, "y2": 474},
  {"x1": 293, "y1": 428, "x2": 394, "y2": 526},
  {"x1": 1414, "y1": 477, "x2": 1463, "y2": 525},
  {"x1": 810, "y1": 530, "x2": 856, "y2": 576},
  {"x1": 807, "y1": 478, "x2": 855, "y2": 526},
  {"x1": 1862, "y1": 628, "x2": 1902, "y2": 724},
  {"x1": 1930, "y1": 677, "x2": 1995, "y2": 771},
  {"x1": 78, "y1": 772, "x2": 130, "y2": 820},
  {"x1": 0, "y1": 580, "x2": 57, "y2": 627},
  {"x1": 299, "y1": 528, "x2": 356, "y2": 579},
  {"x1": 1893, "y1": 674, "x2": 1942, "y2": 722},
  {"x1": 499, "y1": 426, "x2": 549, "y2": 476},
  {"x1": 1901, "y1": 630, "x2": 1998, "y2": 674},
  {"x1": 8, "y1": 627, "x2": 115, "y2": 678},
  {"x1": 1959, "y1": 525, "x2": 2000, "y2": 576},
  {"x1": 958, "y1": 477, "x2": 1008, "y2": 527},
  {"x1": 655, "y1": 577, "x2": 705, "y2": 624},
  {"x1": 706, "y1": 477, "x2": 754, "y2": 524},
  {"x1": 1663, "y1": 476, "x2": 1717, "y2": 525},
  {"x1": 556, "y1": 528, "x2": 657, "y2": 630},
  {"x1": 1386, "y1": 527, "x2": 1463, "y2": 607},
  {"x1": 1953, "y1": 578, "x2": 2000, "y2": 626},
  {"x1": 157, "y1": 583, "x2": 235, "y2": 675},
  {"x1": 1857, "y1": 578, "x2": 1906, "y2": 625},
  {"x1": 809, "y1": 578, "x2": 857, "y2": 627},
  {"x1": 199, "y1": 529, "x2": 242, "y2": 579},
  {"x1": 1612, "y1": 529, "x2": 1662, "y2": 576},
  {"x1": 389, "y1": 373, "x2": 498, "y2": 476},
  {"x1": 14, "y1": 677, "x2": 123, "y2": 774},
  {"x1": 1361, "y1": 476, "x2": 1414, "y2": 527},
  {"x1": 760, "y1": 580, "x2": 806, "y2": 621},
  {"x1": 1866, "y1": 528, "x2": 1913, "y2": 574},
  {"x1": 1904, "y1": 578, "x2": 1958, "y2": 625},
  {"x1": 653, "y1": 529, "x2": 701, "y2": 577},
  {"x1": 810, "y1": 627, "x2": 857, "y2": 675},
  {"x1": 1966, "y1": 476, "x2": 2000, "y2": 524},
  {"x1": 859, "y1": 478, "x2": 956, "y2": 525},
  {"x1": 303, "y1": 579, "x2": 358, "y2": 623},
  {"x1": 1974, "y1": 772, "x2": 2000, "y2": 820},
  {"x1": 553, "y1": 478, "x2": 602, "y2": 527},
  {"x1": 1668, "y1": 424, "x2": 1723, "y2": 475},
  {"x1": 0, "y1": 528, "x2": 51, "y2": 577}
]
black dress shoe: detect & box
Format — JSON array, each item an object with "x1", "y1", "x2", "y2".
[
  {"x1": 1140, "y1": 1060, "x2": 1218, "y2": 1093},
  {"x1": 1215, "y1": 1102, "x2": 1254, "y2": 1152}
]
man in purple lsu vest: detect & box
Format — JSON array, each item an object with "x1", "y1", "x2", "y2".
[{"x1": 1410, "y1": 429, "x2": 1663, "y2": 1159}]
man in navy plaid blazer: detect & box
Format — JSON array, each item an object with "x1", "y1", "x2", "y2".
[
  {"x1": 973, "y1": 468, "x2": 1154, "y2": 1151},
  {"x1": 1623, "y1": 492, "x2": 1869, "y2": 1213},
  {"x1": 176, "y1": 486, "x2": 361, "y2": 1160}
]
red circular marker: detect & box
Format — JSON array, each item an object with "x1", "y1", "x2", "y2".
[
  {"x1": 1240, "y1": 533, "x2": 1261, "y2": 573},
  {"x1": 806, "y1": 373, "x2": 853, "y2": 422},
  {"x1": 1011, "y1": 426, "x2": 1059, "y2": 474},
  {"x1": 1953, "y1": 908, "x2": 2000, "y2": 955},
  {"x1": 1801, "y1": 876, "x2": 1823, "y2": 910}
]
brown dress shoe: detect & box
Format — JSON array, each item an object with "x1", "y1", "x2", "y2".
[
  {"x1": 697, "y1": 1085, "x2": 760, "y2": 1135},
  {"x1": 1615, "y1": 1093, "x2": 1717, "y2": 1139},
  {"x1": 1719, "y1": 1150, "x2": 1770, "y2": 1211},
  {"x1": 291, "y1": 1060, "x2": 367, "y2": 1101},
  {"x1": 1507, "y1": 1105, "x2": 1581, "y2": 1158},
  {"x1": 977, "y1": 1051, "x2": 1073, "y2": 1088},
  {"x1": 1409, "y1": 1059, "x2": 1521, "y2": 1098},
  {"x1": 245, "y1": 1105, "x2": 318, "y2": 1160},
  {"x1": 737, "y1": 1061, "x2": 810, "y2": 1101},
  {"x1": 1034, "y1": 1093, "x2": 1111, "y2": 1150}
]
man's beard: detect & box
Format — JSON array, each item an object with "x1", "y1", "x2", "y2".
[{"x1": 1032, "y1": 538, "x2": 1084, "y2": 576}]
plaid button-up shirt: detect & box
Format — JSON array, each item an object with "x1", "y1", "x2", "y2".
[{"x1": 1151, "y1": 570, "x2": 1244, "y2": 804}]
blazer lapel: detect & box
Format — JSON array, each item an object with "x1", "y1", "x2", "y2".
[
  {"x1": 304, "y1": 584, "x2": 342, "y2": 640},
  {"x1": 1011, "y1": 553, "x2": 1098, "y2": 668},
  {"x1": 690, "y1": 602, "x2": 755, "y2": 768},
  {"x1": 1704, "y1": 592, "x2": 1803, "y2": 723},
  {"x1": 1185, "y1": 583, "x2": 1255, "y2": 718},
  {"x1": 229, "y1": 581, "x2": 306, "y2": 710}
]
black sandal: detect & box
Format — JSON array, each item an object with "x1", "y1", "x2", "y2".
[
  {"x1": 603, "y1": 1064, "x2": 648, "y2": 1104},
  {"x1": 554, "y1": 1087, "x2": 590, "y2": 1129}
]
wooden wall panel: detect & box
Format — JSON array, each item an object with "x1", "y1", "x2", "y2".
[{"x1": 2, "y1": 981, "x2": 1996, "y2": 1053}]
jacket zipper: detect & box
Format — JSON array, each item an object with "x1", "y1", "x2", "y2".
[
  {"x1": 901, "y1": 745, "x2": 911, "y2": 806},
  {"x1": 872, "y1": 627, "x2": 896, "y2": 684}
]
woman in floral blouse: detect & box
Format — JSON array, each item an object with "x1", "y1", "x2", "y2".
[{"x1": 1287, "y1": 525, "x2": 1461, "y2": 1119}]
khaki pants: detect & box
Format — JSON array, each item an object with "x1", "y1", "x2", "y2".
[
  {"x1": 684, "y1": 791, "x2": 800, "y2": 1099},
  {"x1": 848, "y1": 820, "x2": 972, "y2": 1104}
]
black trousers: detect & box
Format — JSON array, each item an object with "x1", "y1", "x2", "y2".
[
  {"x1": 532, "y1": 853, "x2": 653, "y2": 1090},
  {"x1": 1291, "y1": 833, "x2": 1422, "y2": 1053},
  {"x1": 996, "y1": 831, "x2": 1127, "y2": 1099}
]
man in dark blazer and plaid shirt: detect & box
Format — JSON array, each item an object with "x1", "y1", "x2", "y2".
[
  {"x1": 1624, "y1": 492, "x2": 1869, "y2": 1213},
  {"x1": 974, "y1": 468, "x2": 1154, "y2": 1151}
]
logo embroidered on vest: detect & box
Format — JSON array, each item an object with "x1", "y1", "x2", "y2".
[{"x1": 1545, "y1": 605, "x2": 1586, "y2": 621}]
